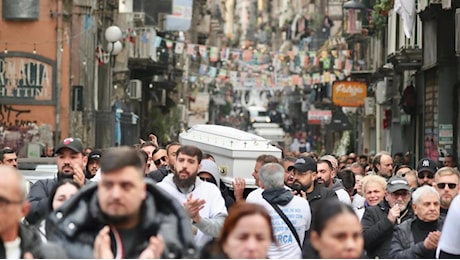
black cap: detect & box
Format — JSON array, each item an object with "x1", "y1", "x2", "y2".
[
  {"x1": 55, "y1": 137, "x2": 84, "y2": 154},
  {"x1": 416, "y1": 158, "x2": 438, "y2": 174},
  {"x1": 88, "y1": 150, "x2": 102, "y2": 161},
  {"x1": 288, "y1": 157, "x2": 317, "y2": 173},
  {"x1": 387, "y1": 176, "x2": 410, "y2": 193}
]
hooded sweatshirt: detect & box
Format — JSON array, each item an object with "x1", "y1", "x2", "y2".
[
  {"x1": 247, "y1": 186, "x2": 311, "y2": 259},
  {"x1": 157, "y1": 175, "x2": 228, "y2": 249}
]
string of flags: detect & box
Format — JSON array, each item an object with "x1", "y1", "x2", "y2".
[{"x1": 96, "y1": 28, "x2": 359, "y2": 90}]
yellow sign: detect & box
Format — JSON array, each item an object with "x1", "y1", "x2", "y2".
[{"x1": 332, "y1": 81, "x2": 367, "y2": 107}]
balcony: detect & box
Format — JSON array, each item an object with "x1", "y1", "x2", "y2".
[{"x1": 386, "y1": 10, "x2": 423, "y2": 71}]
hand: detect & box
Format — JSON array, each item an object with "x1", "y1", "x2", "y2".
[
  {"x1": 183, "y1": 193, "x2": 205, "y2": 223},
  {"x1": 424, "y1": 231, "x2": 441, "y2": 250},
  {"x1": 232, "y1": 177, "x2": 246, "y2": 201},
  {"x1": 292, "y1": 189, "x2": 307, "y2": 199},
  {"x1": 139, "y1": 236, "x2": 165, "y2": 259},
  {"x1": 73, "y1": 163, "x2": 85, "y2": 187},
  {"x1": 23, "y1": 252, "x2": 34, "y2": 259},
  {"x1": 149, "y1": 134, "x2": 159, "y2": 147},
  {"x1": 387, "y1": 204, "x2": 401, "y2": 224},
  {"x1": 94, "y1": 226, "x2": 114, "y2": 259}
]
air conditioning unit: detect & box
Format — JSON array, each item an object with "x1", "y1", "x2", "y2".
[
  {"x1": 132, "y1": 12, "x2": 145, "y2": 24},
  {"x1": 128, "y1": 79, "x2": 142, "y2": 100}
]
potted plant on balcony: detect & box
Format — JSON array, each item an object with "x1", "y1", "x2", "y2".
[{"x1": 371, "y1": 0, "x2": 394, "y2": 30}]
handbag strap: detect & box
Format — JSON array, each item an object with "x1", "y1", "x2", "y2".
[{"x1": 263, "y1": 198, "x2": 302, "y2": 248}]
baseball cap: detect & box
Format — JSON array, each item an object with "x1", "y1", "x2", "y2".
[
  {"x1": 88, "y1": 150, "x2": 102, "y2": 161},
  {"x1": 320, "y1": 155, "x2": 338, "y2": 170},
  {"x1": 416, "y1": 158, "x2": 438, "y2": 174},
  {"x1": 55, "y1": 137, "x2": 84, "y2": 154},
  {"x1": 288, "y1": 156, "x2": 317, "y2": 173},
  {"x1": 387, "y1": 175, "x2": 410, "y2": 193}
]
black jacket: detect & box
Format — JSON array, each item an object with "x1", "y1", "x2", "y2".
[
  {"x1": 46, "y1": 180, "x2": 197, "y2": 259},
  {"x1": 26, "y1": 175, "x2": 91, "y2": 225},
  {"x1": 306, "y1": 183, "x2": 338, "y2": 216},
  {"x1": 389, "y1": 217, "x2": 445, "y2": 259},
  {"x1": 0, "y1": 224, "x2": 67, "y2": 258},
  {"x1": 146, "y1": 167, "x2": 170, "y2": 182},
  {"x1": 301, "y1": 183, "x2": 338, "y2": 257},
  {"x1": 361, "y1": 200, "x2": 413, "y2": 259}
]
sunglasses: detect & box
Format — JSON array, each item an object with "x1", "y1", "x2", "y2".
[
  {"x1": 417, "y1": 172, "x2": 435, "y2": 179},
  {"x1": 436, "y1": 183, "x2": 458, "y2": 189},
  {"x1": 153, "y1": 156, "x2": 167, "y2": 166},
  {"x1": 199, "y1": 176, "x2": 217, "y2": 185}
]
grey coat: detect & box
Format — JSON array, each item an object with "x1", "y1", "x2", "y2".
[{"x1": 389, "y1": 217, "x2": 444, "y2": 259}]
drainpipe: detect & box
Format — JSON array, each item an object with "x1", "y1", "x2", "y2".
[{"x1": 54, "y1": 0, "x2": 63, "y2": 146}]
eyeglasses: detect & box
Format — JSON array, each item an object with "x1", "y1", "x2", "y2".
[
  {"x1": 199, "y1": 176, "x2": 217, "y2": 185},
  {"x1": 391, "y1": 191, "x2": 410, "y2": 198},
  {"x1": 417, "y1": 172, "x2": 435, "y2": 179},
  {"x1": 0, "y1": 195, "x2": 23, "y2": 208},
  {"x1": 437, "y1": 183, "x2": 458, "y2": 189},
  {"x1": 154, "y1": 156, "x2": 167, "y2": 166}
]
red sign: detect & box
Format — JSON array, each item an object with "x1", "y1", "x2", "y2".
[{"x1": 308, "y1": 110, "x2": 332, "y2": 125}]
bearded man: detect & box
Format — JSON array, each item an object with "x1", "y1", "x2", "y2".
[{"x1": 157, "y1": 145, "x2": 227, "y2": 249}]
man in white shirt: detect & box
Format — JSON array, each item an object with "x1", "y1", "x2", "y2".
[
  {"x1": 247, "y1": 162, "x2": 311, "y2": 259},
  {"x1": 157, "y1": 145, "x2": 227, "y2": 249}
]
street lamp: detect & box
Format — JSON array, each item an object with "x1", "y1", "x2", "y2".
[
  {"x1": 103, "y1": 25, "x2": 123, "y2": 147},
  {"x1": 343, "y1": 0, "x2": 365, "y2": 35},
  {"x1": 105, "y1": 25, "x2": 123, "y2": 62}
]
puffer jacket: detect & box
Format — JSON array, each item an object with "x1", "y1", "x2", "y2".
[
  {"x1": 361, "y1": 199, "x2": 413, "y2": 259},
  {"x1": 389, "y1": 217, "x2": 444, "y2": 259},
  {"x1": 0, "y1": 224, "x2": 67, "y2": 258},
  {"x1": 46, "y1": 180, "x2": 197, "y2": 259}
]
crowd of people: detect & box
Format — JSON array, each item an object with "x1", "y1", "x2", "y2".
[{"x1": 1, "y1": 136, "x2": 460, "y2": 259}]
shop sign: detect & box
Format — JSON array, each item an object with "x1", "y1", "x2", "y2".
[
  {"x1": 439, "y1": 124, "x2": 453, "y2": 145},
  {"x1": 332, "y1": 81, "x2": 367, "y2": 107},
  {"x1": 308, "y1": 110, "x2": 332, "y2": 125},
  {"x1": 0, "y1": 52, "x2": 56, "y2": 105}
]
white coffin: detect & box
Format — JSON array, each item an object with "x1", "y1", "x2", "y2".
[{"x1": 179, "y1": 124, "x2": 282, "y2": 188}]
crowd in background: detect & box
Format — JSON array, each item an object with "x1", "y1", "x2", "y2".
[{"x1": 1, "y1": 134, "x2": 460, "y2": 259}]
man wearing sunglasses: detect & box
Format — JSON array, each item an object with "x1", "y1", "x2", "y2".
[
  {"x1": 147, "y1": 148, "x2": 171, "y2": 182},
  {"x1": 433, "y1": 167, "x2": 459, "y2": 217},
  {"x1": 416, "y1": 158, "x2": 438, "y2": 187}
]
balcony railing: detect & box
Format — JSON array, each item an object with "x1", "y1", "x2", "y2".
[{"x1": 128, "y1": 27, "x2": 156, "y2": 60}]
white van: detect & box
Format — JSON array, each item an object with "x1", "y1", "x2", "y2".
[
  {"x1": 179, "y1": 124, "x2": 282, "y2": 188},
  {"x1": 246, "y1": 106, "x2": 271, "y2": 124}
]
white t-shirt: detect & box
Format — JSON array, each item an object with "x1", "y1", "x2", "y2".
[
  {"x1": 352, "y1": 193, "x2": 366, "y2": 220},
  {"x1": 4, "y1": 237, "x2": 21, "y2": 259},
  {"x1": 436, "y1": 195, "x2": 460, "y2": 257},
  {"x1": 247, "y1": 189, "x2": 311, "y2": 259}
]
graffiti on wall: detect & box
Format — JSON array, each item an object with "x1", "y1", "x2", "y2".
[{"x1": 0, "y1": 105, "x2": 53, "y2": 157}]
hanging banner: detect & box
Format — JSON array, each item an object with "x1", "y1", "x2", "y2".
[{"x1": 332, "y1": 81, "x2": 367, "y2": 107}]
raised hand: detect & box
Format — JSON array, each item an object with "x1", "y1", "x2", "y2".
[
  {"x1": 183, "y1": 193, "x2": 206, "y2": 223},
  {"x1": 139, "y1": 236, "x2": 165, "y2": 259}
]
